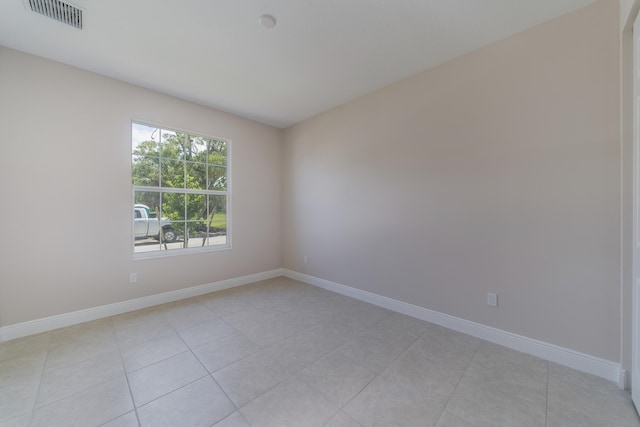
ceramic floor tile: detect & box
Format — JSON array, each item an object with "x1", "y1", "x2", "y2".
[
  {"x1": 44, "y1": 333, "x2": 119, "y2": 372},
  {"x1": 0, "y1": 376, "x2": 40, "y2": 423},
  {"x1": 357, "y1": 314, "x2": 427, "y2": 347},
  {"x1": 296, "y1": 283, "x2": 333, "y2": 299},
  {"x1": 221, "y1": 307, "x2": 275, "y2": 332},
  {"x1": 298, "y1": 351, "x2": 376, "y2": 407},
  {"x1": 137, "y1": 376, "x2": 234, "y2": 427},
  {"x1": 240, "y1": 313, "x2": 306, "y2": 348},
  {"x1": 162, "y1": 302, "x2": 219, "y2": 331},
  {"x1": 114, "y1": 320, "x2": 176, "y2": 349},
  {"x1": 179, "y1": 318, "x2": 236, "y2": 349},
  {"x1": 435, "y1": 411, "x2": 472, "y2": 427},
  {"x1": 547, "y1": 365, "x2": 640, "y2": 427},
  {"x1": 0, "y1": 351, "x2": 46, "y2": 388},
  {"x1": 49, "y1": 318, "x2": 115, "y2": 347},
  {"x1": 121, "y1": 333, "x2": 188, "y2": 372},
  {"x1": 445, "y1": 375, "x2": 546, "y2": 427},
  {"x1": 330, "y1": 304, "x2": 393, "y2": 332},
  {"x1": 323, "y1": 411, "x2": 364, "y2": 427},
  {"x1": 356, "y1": 325, "x2": 421, "y2": 352},
  {"x1": 201, "y1": 293, "x2": 254, "y2": 317},
  {"x1": 213, "y1": 349, "x2": 290, "y2": 407},
  {"x1": 0, "y1": 414, "x2": 30, "y2": 427},
  {"x1": 408, "y1": 324, "x2": 480, "y2": 370},
  {"x1": 335, "y1": 335, "x2": 406, "y2": 374},
  {"x1": 251, "y1": 297, "x2": 310, "y2": 315},
  {"x1": 218, "y1": 287, "x2": 271, "y2": 309},
  {"x1": 101, "y1": 411, "x2": 140, "y2": 427},
  {"x1": 36, "y1": 350, "x2": 125, "y2": 407},
  {"x1": 235, "y1": 287, "x2": 279, "y2": 306},
  {"x1": 476, "y1": 341, "x2": 548, "y2": 374},
  {"x1": 299, "y1": 301, "x2": 349, "y2": 321},
  {"x1": 379, "y1": 350, "x2": 462, "y2": 404},
  {"x1": 260, "y1": 332, "x2": 337, "y2": 376},
  {"x1": 2, "y1": 279, "x2": 638, "y2": 427},
  {"x1": 549, "y1": 362, "x2": 627, "y2": 397},
  {"x1": 213, "y1": 411, "x2": 251, "y2": 427},
  {"x1": 0, "y1": 333, "x2": 51, "y2": 364},
  {"x1": 240, "y1": 377, "x2": 339, "y2": 427},
  {"x1": 462, "y1": 346, "x2": 547, "y2": 411},
  {"x1": 111, "y1": 307, "x2": 166, "y2": 332},
  {"x1": 192, "y1": 332, "x2": 259, "y2": 373},
  {"x1": 343, "y1": 375, "x2": 445, "y2": 427},
  {"x1": 30, "y1": 377, "x2": 133, "y2": 427},
  {"x1": 283, "y1": 307, "x2": 333, "y2": 330},
  {"x1": 293, "y1": 321, "x2": 357, "y2": 352},
  {"x1": 128, "y1": 351, "x2": 208, "y2": 407},
  {"x1": 260, "y1": 288, "x2": 320, "y2": 309},
  {"x1": 302, "y1": 296, "x2": 360, "y2": 319},
  {"x1": 275, "y1": 280, "x2": 324, "y2": 296}
]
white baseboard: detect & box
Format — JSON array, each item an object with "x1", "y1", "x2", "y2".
[
  {"x1": 0, "y1": 268, "x2": 284, "y2": 342},
  {"x1": 1, "y1": 267, "x2": 625, "y2": 389},
  {"x1": 283, "y1": 269, "x2": 626, "y2": 388},
  {"x1": 619, "y1": 369, "x2": 629, "y2": 390}
]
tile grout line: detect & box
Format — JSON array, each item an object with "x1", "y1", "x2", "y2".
[
  {"x1": 228, "y1": 319, "x2": 358, "y2": 425},
  {"x1": 26, "y1": 331, "x2": 54, "y2": 426},
  {"x1": 177, "y1": 320, "x2": 242, "y2": 414},
  {"x1": 208, "y1": 293, "x2": 385, "y2": 423},
  {"x1": 26, "y1": 324, "x2": 138, "y2": 425},
  {"x1": 122, "y1": 307, "x2": 213, "y2": 420},
  {"x1": 108, "y1": 315, "x2": 141, "y2": 427},
  {"x1": 163, "y1": 300, "x2": 243, "y2": 420},
  {"x1": 210, "y1": 293, "x2": 358, "y2": 375},
  {"x1": 322, "y1": 316, "x2": 429, "y2": 425},
  {"x1": 545, "y1": 360, "x2": 550, "y2": 427},
  {"x1": 6, "y1": 278, "x2": 635, "y2": 426},
  {"x1": 437, "y1": 340, "x2": 482, "y2": 426}
]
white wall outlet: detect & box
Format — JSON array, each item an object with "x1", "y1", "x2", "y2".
[
  {"x1": 303, "y1": 255, "x2": 308, "y2": 264},
  {"x1": 129, "y1": 273, "x2": 137, "y2": 284},
  {"x1": 487, "y1": 292, "x2": 498, "y2": 307}
]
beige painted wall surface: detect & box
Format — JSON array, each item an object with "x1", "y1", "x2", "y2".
[
  {"x1": 0, "y1": 47, "x2": 283, "y2": 327},
  {"x1": 283, "y1": 0, "x2": 621, "y2": 361}
]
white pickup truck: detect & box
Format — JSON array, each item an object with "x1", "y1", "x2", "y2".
[{"x1": 134, "y1": 204, "x2": 177, "y2": 242}]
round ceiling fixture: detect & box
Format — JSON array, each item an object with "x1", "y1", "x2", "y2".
[{"x1": 259, "y1": 14, "x2": 276, "y2": 29}]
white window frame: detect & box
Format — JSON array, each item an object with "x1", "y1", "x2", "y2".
[{"x1": 131, "y1": 120, "x2": 231, "y2": 260}]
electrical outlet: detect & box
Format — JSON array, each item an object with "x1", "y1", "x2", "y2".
[
  {"x1": 303, "y1": 255, "x2": 308, "y2": 264},
  {"x1": 487, "y1": 292, "x2": 498, "y2": 307},
  {"x1": 129, "y1": 273, "x2": 137, "y2": 284}
]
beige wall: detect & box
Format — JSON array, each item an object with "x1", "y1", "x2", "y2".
[
  {"x1": 0, "y1": 0, "x2": 626, "y2": 366},
  {"x1": 0, "y1": 47, "x2": 283, "y2": 327},
  {"x1": 283, "y1": 0, "x2": 621, "y2": 361}
]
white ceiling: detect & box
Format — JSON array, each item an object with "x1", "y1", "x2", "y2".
[{"x1": 0, "y1": 0, "x2": 597, "y2": 128}]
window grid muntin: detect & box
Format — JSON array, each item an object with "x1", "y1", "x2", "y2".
[{"x1": 132, "y1": 121, "x2": 229, "y2": 257}]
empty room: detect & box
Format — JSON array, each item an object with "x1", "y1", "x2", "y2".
[{"x1": 2, "y1": 0, "x2": 640, "y2": 425}]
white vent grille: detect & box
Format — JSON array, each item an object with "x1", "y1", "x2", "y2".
[{"x1": 28, "y1": 0, "x2": 83, "y2": 29}]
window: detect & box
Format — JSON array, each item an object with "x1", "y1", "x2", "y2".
[{"x1": 131, "y1": 122, "x2": 230, "y2": 256}]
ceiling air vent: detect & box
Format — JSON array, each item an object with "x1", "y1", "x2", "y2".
[{"x1": 28, "y1": 0, "x2": 83, "y2": 29}]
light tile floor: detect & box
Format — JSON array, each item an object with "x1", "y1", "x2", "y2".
[{"x1": 1, "y1": 277, "x2": 639, "y2": 427}]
